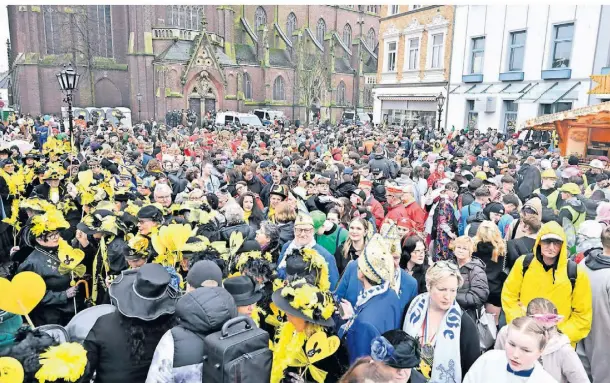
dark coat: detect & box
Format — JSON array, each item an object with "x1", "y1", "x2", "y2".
[
  {"x1": 517, "y1": 163, "x2": 542, "y2": 201},
  {"x1": 472, "y1": 241, "x2": 507, "y2": 307},
  {"x1": 17, "y1": 246, "x2": 74, "y2": 326},
  {"x1": 246, "y1": 176, "x2": 265, "y2": 195},
  {"x1": 218, "y1": 222, "x2": 256, "y2": 242},
  {"x1": 333, "y1": 180, "x2": 357, "y2": 199},
  {"x1": 277, "y1": 221, "x2": 294, "y2": 249},
  {"x1": 84, "y1": 311, "x2": 173, "y2": 383},
  {"x1": 30, "y1": 182, "x2": 67, "y2": 201},
  {"x1": 456, "y1": 257, "x2": 490, "y2": 321},
  {"x1": 506, "y1": 236, "x2": 536, "y2": 270}
]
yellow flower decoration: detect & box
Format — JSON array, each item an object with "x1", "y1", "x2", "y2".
[
  {"x1": 35, "y1": 342, "x2": 88, "y2": 383},
  {"x1": 128, "y1": 233, "x2": 150, "y2": 255},
  {"x1": 30, "y1": 208, "x2": 70, "y2": 237},
  {"x1": 280, "y1": 281, "x2": 335, "y2": 322}
]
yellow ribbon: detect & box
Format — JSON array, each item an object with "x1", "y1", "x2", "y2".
[
  {"x1": 58, "y1": 263, "x2": 86, "y2": 278},
  {"x1": 288, "y1": 348, "x2": 328, "y2": 383}
]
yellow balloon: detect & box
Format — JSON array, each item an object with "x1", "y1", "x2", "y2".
[
  {"x1": 0, "y1": 357, "x2": 25, "y2": 383},
  {"x1": 0, "y1": 271, "x2": 46, "y2": 315},
  {"x1": 305, "y1": 331, "x2": 340, "y2": 364}
]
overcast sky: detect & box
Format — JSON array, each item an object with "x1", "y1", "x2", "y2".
[{"x1": 0, "y1": 6, "x2": 8, "y2": 72}]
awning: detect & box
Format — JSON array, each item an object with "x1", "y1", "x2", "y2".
[
  {"x1": 538, "y1": 81, "x2": 581, "y2": 104},
  {"x1": 515, "y1": 82, "x2": 558, "y2": 103},
  {"x1": 501, "y1": 83, "x2": 531, "y2": 93},
  {"x1": 451, "y1": 85, "x2": 476, "y2": 94},
  {"x1": 466, "y1": 84, "x2": 492, "y2": 94},
  {"x1": 377, "y1": 95, "x2": 437, "y2": 101},
  {"x1": 482, "y1": 84, "x2": 511, "y2": 93},
  {"x1": 523, "y1": 101, "x2": 610, "y2": 128}
]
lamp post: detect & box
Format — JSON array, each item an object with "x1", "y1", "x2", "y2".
[
  {"x1": 56, "y1": 63, "x2": 80, "y2": 146},
  {"x1": 136, "y1": 93, "x2": 142, "y2": 122},
  {"x1": 436, "y1": 91, "x2": 446, "y2": 133}
]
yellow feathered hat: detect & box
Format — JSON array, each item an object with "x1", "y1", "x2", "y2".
[{"x1": 29, "y1": 207, "x2": 70, "y2": 237}]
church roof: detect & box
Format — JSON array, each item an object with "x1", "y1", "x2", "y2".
[
  {"x1": 269, "y1": 49, "x2": 292, "y2": 68},
  {"x1": 157, "y1": 40, "x2": 193, "y2": 62},
  {"x1": 335, "y1": 57, "x2": 354, "y2": 74},
  {"x1": 235, "y1": 44, "x2": 258, "y2": 65}
]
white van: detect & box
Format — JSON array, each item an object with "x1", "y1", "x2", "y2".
[
  {"x1": 253, "y1": 109, "x2": 285, "y2": 125},
  {"x1": 215, "y1": 112, "x2": 263, "y2": 127}
]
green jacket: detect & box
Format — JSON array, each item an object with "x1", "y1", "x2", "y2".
[{"x1": 316, "y1": 224, "x2": 348, "y2": 256}]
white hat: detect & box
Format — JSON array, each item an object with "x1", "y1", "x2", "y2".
[
  {"x1": 578, "y1": 220, "x2": 603, "y2": 238},
  {"x1": 590, "y1": 159, "x2": 604, "y2": 169}
]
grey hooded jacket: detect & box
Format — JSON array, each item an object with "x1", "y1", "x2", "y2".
[{"x1": 146, "y1": 287, "x2": 237, "y2": 383}]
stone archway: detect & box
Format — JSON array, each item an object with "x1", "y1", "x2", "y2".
[
  {"x1": 94, "y1": 78, "x2": 123, "y2": 107},
  {"x1": 185, "y1": 69, "x2": 223, "y2": 117}
]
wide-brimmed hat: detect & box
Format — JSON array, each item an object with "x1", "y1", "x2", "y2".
[
  {"x1": 269, "y1": 185, "x2": 288, "y2": 199},
  {"x1": 223, "y1": 275, "x2": 262, "y2": 306},
  {"x1": 271, "y1": 281, "x2": 335, "y2": 327},
  {"x1": 77, "y1": 209, "x2": 120, "y2": 236},
  {"x1": 371, "y1": 330, "x2": 421, "y2": 369},
  {"x1": 109, "y1": 263, "x2": 179, "y2": 321}
]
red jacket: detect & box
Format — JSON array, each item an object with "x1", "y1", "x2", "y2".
[
  {"x1": 404, "y1": 201, "x2": 427, "y2": 233},
  {"x1": 385, "y1": 203, "x2": 408, "y2": 225},
  {"x1": 366, "y1": 196, "x2": 385, "y2": 229}
]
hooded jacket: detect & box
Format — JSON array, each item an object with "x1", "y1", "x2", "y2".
[
  {"x1": 456, "y1": 256, "x2": 490, "y2": 321},
  {"x1": 559, "y1": 197, "x2": 586, "y2": 230},
  {"x1": 501, "y1": 221, "x2": 592, "y2": 345},
  {"x1": 516, "y1": 163, "x2": 542, "y2": 201},
  {"x1": 367, "y1": 153, "x2": 392, "y2": 179},
  {"x1": 146, "y1": 287, "x2": 237, "y2": 383},
  {"x1": 579, "y1": 248, "x2": 610, "y2": 382}
]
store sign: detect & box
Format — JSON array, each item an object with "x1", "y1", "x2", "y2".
[{"x1": 589, "y1": 74, "x2": 610, "y2": 95}]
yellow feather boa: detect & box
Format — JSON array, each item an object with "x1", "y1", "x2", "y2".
[{"x1": 270, "y1": 322, "x2": 327, "y2": 383}]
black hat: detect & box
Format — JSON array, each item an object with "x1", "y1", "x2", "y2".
[
  {"x1": 223, "y1": 275, "x2": 262, "y2": 307},
  {"x1": 371, "y1": 329, "x2": 421, "y2": 369},
  {"x1": 272, "y1": 281, "x2": 335, "y2": 327},
  {"x1": 351, "y1": 188, "x2": 366, "y2": 202},
  {"x1": 76, "y1": 209, "x2": 117, "y2": 235},
  {"x1": 109, "y1": 263, "x2": 179, "y2": 320},
  {"x1": 269, "y1": 185, "x2": 288, "y2": 199},
  {"x1": 484, "y1": 202, "x2": 505, "y2": 216},
  {"x1": 137, "y1": 205, "x2": 164, "y2": 222}
]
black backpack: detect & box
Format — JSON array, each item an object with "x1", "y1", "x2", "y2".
[
  {"x1": 521, "y1": 253, "x2": 578, "y2": 292},
  {"x1": 202, "y1": 316, "x2": 271, "y2": 383}
]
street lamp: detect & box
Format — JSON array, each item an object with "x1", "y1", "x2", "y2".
[
  {"x1": 436, "y1": 91, "x2": 446, "y2": 132},
  {"x1": 136, "y1": 93, "x2": 142, "y2": 122},
  {"x1": 56, "y1": 63, "x2": 80, "y2": 147}
]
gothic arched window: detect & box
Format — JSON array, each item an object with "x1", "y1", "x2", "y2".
[
  {"x1": 286, "y1": 12, "x2": 297, "y2": 43},
  {"x1": 273, "y1": 76, "x2": 285, "y2": 100},
  {"x1": 243, "y1": 72, "x2": 252, "y2": 99},
  {"x1": 343, "y1": 23, "x2": 352, "y2": 47},
  {"x1": 366, "y1": 28, "x2": 376, "y2": 49},
  {"x1": 255, "y1": 7, "x2": 267, "y2": 30},
  {"x1": 316, "y1": 18, "x2": 326, "y2": 44},
  {"x1": 337, "y1": 81, "x2": 346, "y2": 105}
]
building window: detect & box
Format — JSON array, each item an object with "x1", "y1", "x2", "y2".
[
  {"x1": 273, "y1": 76, "x2": 285, "y2": 100},
  {"x1": 87, "y1": 5, "x2": 113, "y2": 58},
  {"x1": 366, "y1": 28, "x2": 376, "y2": 49},
  {"x1": 166, "y1": 6, "x2": 201, "y2": 30},
  {"x1": 551, "y1": 23, "x2": 574, "y2": 68},
  {"x1": 43, "y1": 6, "x2": 66, "y2": 54},
  {"x1": 508, "y1": 31, "x2": 526, "y2": 71},
  {"x1": 386, "y1": 41, "x2": 397, "y2": 72},
  {"x1": 467, "y1": 100, "x2": 478, "y2": 130},
  {"x1": 408, "y1": 37, "x2": 419, "y2": 70},
  {"x1": 343, "y1": 24, "x2": 352, "y2": 47},
  {"x1": 431, "y1": 33, "x2": 443, "y2": 69},
  {"x1": 470, "y1": 37, "x2": 485, "y2": 74},
  {"x1": 503, "y1": 101, "x2": 518, "y2": 132},
  {"x1": 316, "y1": 18, "x2": 326, "y2": 44},
  {"x1": 540, "y1": 102, "x2": 572, "y2": 115},
  {"x1": 337, "y1": 81, "x2": 346, "y2": 105},
  {"x1": 243, "y1": 73, "x2": 252, "y2": 99},
  {"x1": 286, "y1": 12, "x2": 297, "y2": 43},
  {"x1": 365, "y1": 76, "x2": 376, "y2": 84},
  {"x1": 389, "y1": 5, "x2": 400, "y2": 15},
  {"x1": 412, "y1": 5, "x2": 421, "y2": 10},
  {"x1": 255, "y1": 6, "x2": 267, "y2": 30},
  {"x1": 366, "y1": 5, "x2": 377, "y2": 13}
]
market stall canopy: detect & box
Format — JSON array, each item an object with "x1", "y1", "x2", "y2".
[{"x1": 523, "y1": 102, "x2": 610, "y2": 130}]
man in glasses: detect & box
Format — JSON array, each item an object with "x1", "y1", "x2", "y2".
[
  {"x1": 275, "y1": 213, "x2": 339, "y2": 290},
  {"x1": 502, "y1": 221, "x2": 592, "y2": 347}
]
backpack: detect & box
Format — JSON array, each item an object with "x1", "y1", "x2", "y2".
[
  {"x1": 202, "y1": 316, "x2": 272, "y2": 383},
  {"x1": 521, "y1": 253, "x2": 578, "y2": 292}
]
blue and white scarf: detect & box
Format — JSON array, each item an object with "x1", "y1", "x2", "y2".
[{"x1": 403, "y1": 293, "x2": 462, "y2": 383}]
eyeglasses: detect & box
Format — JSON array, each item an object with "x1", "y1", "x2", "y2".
[
  {"x1": 431, "y1": 260, "x2": 459, "y2": 271},
  {"x1": 295, "y1": 228, "x2": 314, "y2": 235},
  {"x1": 157, "y1": 195, "x2": 172, "y2": 200},
  {"x1": 541, "y1": 239, "x2": 563, "y2": 247}
]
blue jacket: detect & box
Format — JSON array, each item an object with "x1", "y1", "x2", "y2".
[
  {"x1": 277, "y1": 243, "x2": 340, "y2": 291},
  {"x1": 459, "y1": 201, "x2": 482, "y2": 236},
  {"x1": 335, "y1": 261, "x2": 417, "y2": 317},
  {"x1": 342, "y1": 288, "x2": 401, "y2": 364}
]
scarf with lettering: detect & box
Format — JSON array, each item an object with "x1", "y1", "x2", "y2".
[{"x1": 402, "y1": 293, "x2": 462, "y2": 382}]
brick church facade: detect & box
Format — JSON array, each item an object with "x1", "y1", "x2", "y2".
[{"x1": 7, "y1": 5, "x2": 379, "y2": 124}]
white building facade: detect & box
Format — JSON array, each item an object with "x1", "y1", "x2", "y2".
[
  {"x1": 447, "y1": 5, "x2": 610, "y2": 134},
  {"x1": 372, "y1": 6, "x2": 454, "y2": 129}
]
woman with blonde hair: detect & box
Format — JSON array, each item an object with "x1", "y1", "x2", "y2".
[
  {"x1": 402, "y1": 261, "x2": 480, "y2": 381},
  {"x1": 464, "y1": 316, "x2": 557, "y2": 382},
  {"x1": 473, "y1": 221, "x2": 507, "y2": 324},
  {"x1": 453, "y1": 235, "x2": 490, "y2": 322}
]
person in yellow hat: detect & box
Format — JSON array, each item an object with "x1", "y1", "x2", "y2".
[
  {"x1": 558, "y1": 183, "x2": 586, "y2": 230},
  {"x1": 534, "y1": 169, "x2": 559, "y2": 211}
]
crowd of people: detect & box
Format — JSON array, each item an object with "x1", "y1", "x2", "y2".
[{"x1": 0, "y1": 113, "x2": 608, "y2": 383}]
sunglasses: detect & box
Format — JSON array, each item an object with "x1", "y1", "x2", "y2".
[
  {"x1": 541, "y1": 239, "x2": 563, "y2": 246},
  {"x1": 431, "y1": 260, "x2": 459, "y2": 271}
]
